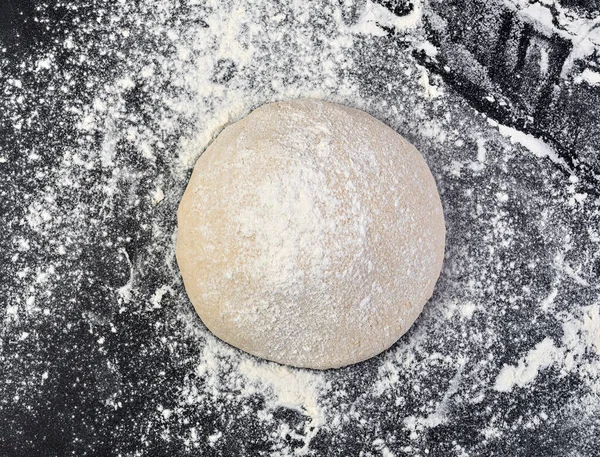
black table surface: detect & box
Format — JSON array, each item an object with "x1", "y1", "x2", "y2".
[{"x1": 1, "y1": 1, "x2": 599, "y2": 456}]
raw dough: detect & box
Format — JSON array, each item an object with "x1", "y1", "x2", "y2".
[{"x1": 176, "y1": 99, "x2": 445, "y2": 369}]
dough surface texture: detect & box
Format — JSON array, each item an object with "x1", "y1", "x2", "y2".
[{"x1": 176, "y1": 99, "x2": 445, "y2": 369}]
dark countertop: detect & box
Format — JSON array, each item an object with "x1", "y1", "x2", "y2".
[{"x1": 1, "y1": 1, "x2": 599, "y2": 456}]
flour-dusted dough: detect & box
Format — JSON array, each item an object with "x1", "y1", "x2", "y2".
[{"x1": 176, "y1": 99, "x2": 445, "y2": 369}]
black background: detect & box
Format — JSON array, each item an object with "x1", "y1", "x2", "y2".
[{"x1": 1, "y1": 1, "x2": 599, "y2": 456}]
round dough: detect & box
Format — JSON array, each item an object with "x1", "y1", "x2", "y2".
[{"x1": 176, "y1": 99, "x2": 445, "y2": 369}]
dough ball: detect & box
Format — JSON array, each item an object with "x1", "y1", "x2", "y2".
[{"x1": 176, "y1": 99, "x2": 445, "y2": 369}]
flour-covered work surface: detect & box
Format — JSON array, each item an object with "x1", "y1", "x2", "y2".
[{"x1": 1, "y1": 1, "x2": 599, "y2": 456}]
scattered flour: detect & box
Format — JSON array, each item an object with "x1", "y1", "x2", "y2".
[
  {"x1": 575, "y1": 68, "x2": 600, "y2": 86},
  {"x1": 494, "y1": 337, "x2": 562, "y2": 391},
  {"x1": 417, "y1": 64, "x2": 443, "y2": 98},
  {"x1": 495, "y1": 305, "x2": 600, "y2": 392},
  {"x1": 350, "y1": 0, "x2": 423, "y2": 36},
  {"x1": 2, "y1": 0, "x2": 599, "y2": 455},
  {"x1": 497, "y1": 123, "x2": 571, "y2": 170},
  {"x1": 239, "y1": 360, "x2": 327, "y2": 455}
]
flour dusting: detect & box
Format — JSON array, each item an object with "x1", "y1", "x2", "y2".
[{"x1": 1, "y1": 0, "x2": 599, "y2": 455}]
